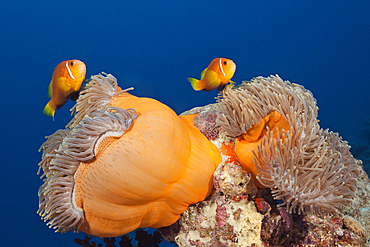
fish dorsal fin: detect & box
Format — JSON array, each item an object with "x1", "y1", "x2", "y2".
[
  {"x1": 47, "y1": 80, "x2": 53, "y2": 98},
  {"x1": 200, "y1": 68, "x2": 207, "y2": 80}
]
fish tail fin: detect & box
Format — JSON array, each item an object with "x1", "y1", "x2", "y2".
[
  {"x1": 43, "y1": 102, "x2": 55, "y2": 121},
  {"x1": 187, "y1": 77, "x2": 202, "y2": 91}
]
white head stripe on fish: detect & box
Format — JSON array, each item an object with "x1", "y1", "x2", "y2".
[
  {"x1": 219, "y1": 59, "x2": 226, "y2": 77},
  {"x1": 65, "y1": 62, "x2": 75, "y2": 80}
]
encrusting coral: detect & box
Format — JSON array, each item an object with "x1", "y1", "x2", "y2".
[
  {"x1": 217, "y1": 75, "x2": 359, "y2": 215},
  {"x1": 37, "y1": 73, "x2": 221, "y2": 237}
]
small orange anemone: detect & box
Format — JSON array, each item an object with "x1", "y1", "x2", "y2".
[
  {"x1": 234, "y1": 111, "x2": 290, "y2": 187},
  {"x1": 38, "y1": 73, "x2": 221, "y2": 237}
]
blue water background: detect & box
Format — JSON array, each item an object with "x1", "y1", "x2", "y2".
[{"x1": 1, "y1": 1, "x2": 369, "y2": 246}]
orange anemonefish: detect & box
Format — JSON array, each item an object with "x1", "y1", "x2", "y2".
[
  {"x1": 187, "y1": 58, "x2": 236, "y2": 91},
  {"x1": 43, "y1": 60, "x2": 86, "y2": 120}
]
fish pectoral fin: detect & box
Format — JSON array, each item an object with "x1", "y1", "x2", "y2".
[
  {"x1": 69, "y1": 90, "x2": 80, "y2": 101},
  {"x1": 187, "y1": 77, "x2": 202, "y2": 91},
  {"x1": 219, "y1": 83, "x2": 235, "y2": 91},
  {"x1": 229, "y1": 80, "x2": 236, "y2": 85},
  {"x1": 47, "y1": 81, "x2": 53, "y2": 98},
  {"x1": 218, "y1": 84, "x2": 227, "y2": 91},
  {"x1": 200, "y1": 68, "x2": 207, "y2": 80}
]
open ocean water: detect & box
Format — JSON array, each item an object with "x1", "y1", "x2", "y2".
[{"x1": 1, "y1": 1, "x2": 369, "y2": 246}]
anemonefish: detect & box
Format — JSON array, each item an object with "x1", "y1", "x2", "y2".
[
  {"x1": 187, "y1": 58, "x2": 236, "y2": 91},
  {"x1": 43, "y1": 60, "x2": 86, "y2": 120}
]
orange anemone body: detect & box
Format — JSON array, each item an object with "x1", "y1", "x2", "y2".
[
  {"x1": 74, "y1": 91, "x2": 221, "y2": 237},
  {"x1": 234, "y1": 111, "x2": 290, "y2": 188}
]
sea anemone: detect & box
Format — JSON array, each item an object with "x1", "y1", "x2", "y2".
[
  {"x1": 217, "y1": 75, "x2": 359, "y2": 215},
  {"x1": 37, "y1": 73, "x2": 221, "y2": 237}
]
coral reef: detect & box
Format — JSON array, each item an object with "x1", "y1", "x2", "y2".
[
  {"x1": 193, "y1": 111, "x2": 220, "y2": 141},
  {"x1": 55, "y1": 74, "x2": 370, "y2": 246},
  {"x1": 260, "y1": 207, "x2": 293, "y2": 246},
  {"x1": 343, "y1": 215, "x2": 367, "y2": 239},
  {"x1": 289, "y1": 214, "x2": 362, "y2": 246}
]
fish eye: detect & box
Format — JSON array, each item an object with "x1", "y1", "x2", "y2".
[
  {"x1": 70, "y1": 61, "x2": 74, "y2": 66},
  {"x1": 223, "y1": 61, "x2": 227, "y2": 65}
]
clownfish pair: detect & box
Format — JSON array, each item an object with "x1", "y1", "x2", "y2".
[
  {"x1": 43, "y1": 60, "x2": 86, "y2": 120},
  {"x1": 44, "y1": 58, "x2": 234, "y2": 120},
  {"x1": 187, "y1": 58, "x2": 236, "y2": 91}
]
